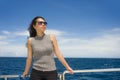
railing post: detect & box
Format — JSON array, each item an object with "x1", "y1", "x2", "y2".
[
  {"x1": 61, "y1": 70, "x2": 68, "y2": 80},
  {"x1": 5, "y1": 77, "x2": 7, "y2": 80}
]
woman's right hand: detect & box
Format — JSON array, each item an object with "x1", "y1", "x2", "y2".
[
  {"x1": 22, "y1": 71, "x2": 28, "y2": 78},
  {"x1": 66, "y1": 67, "x2": 74, "y2": 74}
]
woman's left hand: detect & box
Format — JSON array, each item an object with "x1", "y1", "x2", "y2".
[{"x1": 66, "y1": 67, "x2": 74, "y2": 74}]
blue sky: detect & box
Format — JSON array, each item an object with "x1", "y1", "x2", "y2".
[{"x1": 0, "y1": 0, "x2": 120, "y2": 58}]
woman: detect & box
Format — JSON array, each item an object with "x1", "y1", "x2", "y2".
[{"x1": 22, "y1": 16, "x2": 73, "y2": 80}]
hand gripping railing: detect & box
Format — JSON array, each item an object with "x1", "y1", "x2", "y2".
[{"x1": 60, "y1": 68, "x2": 120, "y2": 80}]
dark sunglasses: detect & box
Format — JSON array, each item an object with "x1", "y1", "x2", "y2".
[{"x1": 37, "y1": 21, "x2": 47, "y2": 25}]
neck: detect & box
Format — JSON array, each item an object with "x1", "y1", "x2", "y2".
[{"x1": 36, "y1": 31, "x2": 44, "y2": 37}]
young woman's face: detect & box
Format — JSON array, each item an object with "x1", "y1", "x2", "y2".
[{"x1": 33, "y1": 18, "x2": 47, "y2": 33}]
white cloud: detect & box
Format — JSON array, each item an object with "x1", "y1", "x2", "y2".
[
  {"x1": 0, "y1": 35, "x2": 7, "y2": 40},
  {"x1": 45, "y1": 29, "x2": 66, "y2": 36},
  {"x1": 2, "y1": 31, "x2": 11, "y2": 35},
  {"x1": 0, "y1": 45, "x2": 27, "y2": 57},
  {"x1": 0, "y1": 28, "x2": 120, "y2": 58},
  {"x1": 111, "y1": 28, "x2": 120, "y2": 32},
  {"x1": 57, "y1": 28, "x2": 120, "y2": 58},
  {"x1": 14, "y1": 31, "x2": 29, "y2": 36},
  {"x1": 2, "y1": 30, "x2": 29, "y2": 37},
  {"x1": 0, "y1": 36, "x2": 9, "y2": 45},
  {"x1": 0, "y1": 41, "x2": 9, "y2": 45}
]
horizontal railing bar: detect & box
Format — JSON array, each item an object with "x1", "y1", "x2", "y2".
[
  {"x1": 0, "y1": 75, "x2": 30, "y2": 78},
  {"x1": 0, "y1": 75, "x2": 30, "y2": 80},
  {"x1": 63, "y1": 68, "x2": 120, "y2": 74},
  {"x1": 62, "y1": 68, "x2": 120, "y2": 80},
  {"x1": 0, "y1": 75, "x2": 19, "y2": 78}
]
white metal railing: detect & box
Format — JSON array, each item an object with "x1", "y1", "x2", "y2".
[
  {"x1": 0, "y1": 75, "x2": 29, "y2": 80},
  {"x1": 61, "y1": 68, "x2": 120, "y2": 80},
  {"x1": 0, "y1": 75, "x2": 19, "y2": 80},
  {"x1": 0, "y1": 68, "x2": 120, "y2": 80}
]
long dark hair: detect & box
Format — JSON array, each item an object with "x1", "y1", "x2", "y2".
[{"x1": 28, "y1": 16, "x2": 46, "y2": 37}]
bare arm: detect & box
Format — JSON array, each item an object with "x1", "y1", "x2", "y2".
[
  {"x1": 50, "y1": 34, "x2": 73, "y2": 74},
  {"x1": 22, "y1": 38, "x2": 33, "y2": 77}
]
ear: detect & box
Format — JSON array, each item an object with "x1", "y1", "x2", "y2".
[{"x1": 33, "y1": 25, "x2": 36, "y2": 29}]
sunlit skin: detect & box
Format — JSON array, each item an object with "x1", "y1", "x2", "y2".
[{"x1": 22, "y1": 18, "x2": 74, "y2": 77}]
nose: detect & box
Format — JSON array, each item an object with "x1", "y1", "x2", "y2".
[{"x1": 41, "y1": 23, "x2": 46, "y2": 26}]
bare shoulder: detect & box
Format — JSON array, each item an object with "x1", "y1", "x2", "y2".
[
  {"x1": 27, "y1": 37, "x2": 33, "y2": 45},
  {"x1": 50, "y1": 34, "x2": 56, "y2": 41}
]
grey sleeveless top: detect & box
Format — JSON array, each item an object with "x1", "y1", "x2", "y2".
[{"x1": 31, "y1": 34, "x2": 56, "y2": 71}]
